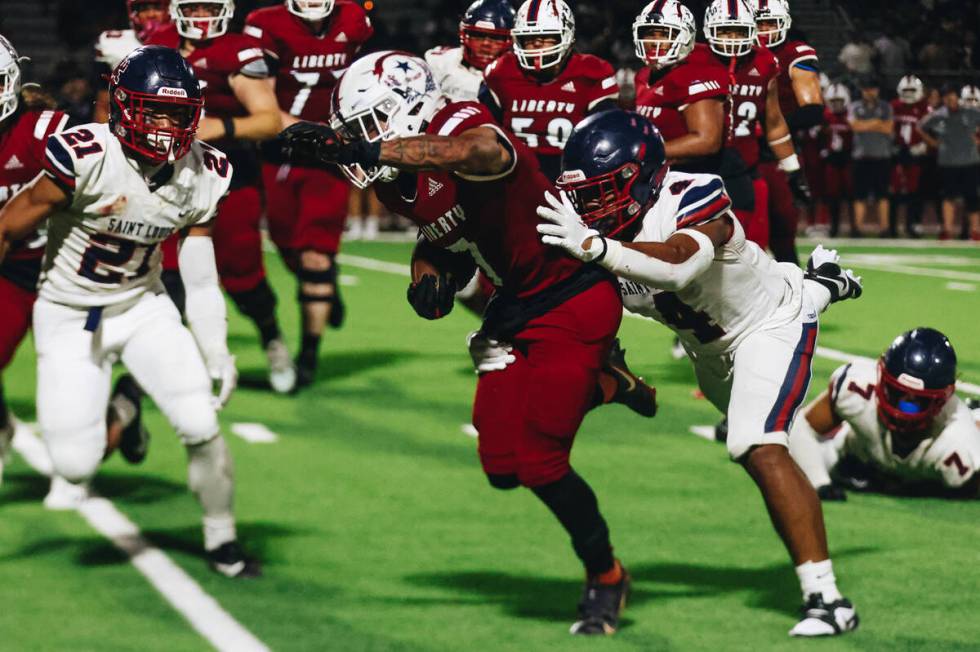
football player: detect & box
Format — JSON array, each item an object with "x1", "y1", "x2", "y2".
[
  {"x1": 790, "y1": 328, "x2": 979, "y2": 499},
  {"x1": 703, "y1": 0, "x2": 808, "y2": 249},
  {"x1": 962, "y1": 85, "x2": 980, "y2": 110},
  {"x1": 244, "y1": 0, "x2": 372, "y2": 387},
  {"x1": 93, "y1": 1, "x2": 171, "y2": 123},
  {"x1": 425, "y1": 0, "x2": 515, "y2": 102},
  {"x1": 146, "y1": 0, "x2": 292, "y2": 392},
  {"x1": 281, "y1": 51, "x2": 631, "y2": 636},
  {"x1": 535, "y1": 109, "x2": 862, "y2": 637},
  {"x1": 0, "y1": 35, "x2": 148, "y2": 500},
  {"x1": 890, "y1": 76, "x2": 930, "y2": 237},
  {"x1": 0, "y1": 46, "x2": 258, "y2": 576},
  {"x1": 751, "y1": 0, "x2": 823, "y2": 264},
  {"x1": 820, "y1": 82, "x2": 854, "y2": 237},
  {"x1": 481, "y1": 0, "x2": 619, "y2": 182}
]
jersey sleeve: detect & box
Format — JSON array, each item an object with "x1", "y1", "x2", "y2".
[
  {"x1": 194, "y1": 144, "x2": 234, "y2": 226},
  {"x1": 934, "y1": 406, "x2": 980, "y2": 488},
  {"x1": 43, "y1": 125, "x2": 108, "y2": 198},
  {"x1": 674, "y1": 175, "x2": 732, "y2": 228},
  {"x1": 785, "y1": 41, "x2": 819, "y2": 71},
  {"x1": 435, "y1": 102, "x2": 517, "y2": 182},
  {"x1": 30, "y1": 110, "x2": 70, "y2": 162},
  {"x1": 243, "y1": 11, "x2": 277, "y2": 53},
  {"x1": 676, "y1": 67, "x2": 727, "y2": 109},
  {"x1": 585, "y1": 58, "x2": 620, "y2": 110},
  {"x1": 234, "y1": 36, "x2": 272, "y2": 79},
  {"x1": 827, "y1": 361, "x2": 877, "y2": 421}
]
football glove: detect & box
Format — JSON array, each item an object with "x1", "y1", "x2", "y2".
[
  {"x1": 279, "y1": 122, "x2": 381, "y2": 168},
  {"x1": 407, "y1": 274, "x2": 456, "y2": 320},
  {"x1": 208, "y1": 353, "x2": 238, "y2": 410},
  {"x1": 788, "y1": 169, "x2": 812, "y2": 204},
  {"x1": 466, "y1": 331, "x2": 516, "y2": 374},
  {"x1": 536, "y1": 191, "x2": 603, "y2": 262}
]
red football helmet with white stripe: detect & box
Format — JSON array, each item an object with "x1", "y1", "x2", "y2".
[
  {"x1": 704, "y1": 0, "x2": 758, "y2": 58},
  {"x1": 171, "y1": 0, "x2": 234, "y2": 40},
  {"x1": 750, "y1": 0, "x2": 791, "y2": 48},
  {"x1": 633, "y1": 0, "x2": 697, "y2": 69},
  {"x1": 512, "y1": 0, "x2": 575, "y2": 71}
]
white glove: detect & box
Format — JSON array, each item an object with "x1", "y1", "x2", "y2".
[
  {"x1": 207, "y1": 353, "x2": 238, "y2": 409},
  {"x1": 466, "y1": 331, "x2": 516, "y2": 374},
  {"x1": 807, "y1": 244, "x2": 840, "y2": 270},
  {"x1": 535, "y1": 191, "x2": 603, "y2": 262}
]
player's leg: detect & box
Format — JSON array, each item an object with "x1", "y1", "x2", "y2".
[
  {"x1": 118, "y1": 292, "x2": 259, "y2": 577},
  {"x1": 728, "y1": 310, "x2": 857, "y2": 637},
  {"x1": 874, "y1": 161, "x2": 891, "y2": 236},
  {"x1": 764, "y1": 162, "x2": 802, "y2": 265},
  {"x1": 0, "y1": 275, "x2": 35, "y2": 480}
]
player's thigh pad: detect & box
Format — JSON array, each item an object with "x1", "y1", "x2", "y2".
[
  {"x1": 727, "y1": 316, "x2": 819, "y2": 460},
  {"x1": 473, "y1": 350, "x2": 530, "y2": 479},
  {"x1": 118, "y1": 292, "x2": 218, "y2": 445},
  {"x1": 33, "y1": 298, "x2": 112, "y2": 482},
  {"x1": 294, "y1": 168, "x2": 351, "y2": 254},
  {"x1": 262, "y1": 163, "x2": 300, "y2": 252}
]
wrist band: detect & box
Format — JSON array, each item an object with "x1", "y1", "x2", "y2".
[
  {"x1": 221, "y1": 116, "x2": 236, "y2": 140},
  {"x1": 591, "y1": 236, "x2": 609, "y2": 263},
  {"x1": 768, "y1": 133, "x2": 792, "y2": 146},
  {"x1": 778, "y1": 153, "x2": 801, "y2": 173}
]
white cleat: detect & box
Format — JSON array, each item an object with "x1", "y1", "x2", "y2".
[
  {"x1": 789, "y1": 594, "x2": 859, "y2": 637},
  {"x1": 266, "y1": 338, "x2": 297, "y2": 394},
  {"x1": 43, "y1": 475, "x2": 90, "y2": 511}
]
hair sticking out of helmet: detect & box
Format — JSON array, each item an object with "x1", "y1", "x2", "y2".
[
  {"x1": 0, "y1": 34, "x2": 23, "y2": 124},
  {"x1": 287, "y1": 0, "x2": 335, "y2": 21},
  {"x1": 558, "y1": 109, "x2": 668, "y2": 241},
  {"x1": 128, "y1": 0, "x2": 172, "y2": 41},
  {"x1": 172, "y1": 0, "x2": 235, "y2": 40},
  {"x1": 750, "y1": 0, "x2": 791, "y2": 48},
  {"x1": 459, "y1": 0, "x2": 516, "y2": 70},
  {"x1": 512, "y1": 0, "x2": 576, "y2": 72},
  {"x1": 632, "y1": 0, "x2": 696, "y2": 68},
  {"x1": 109, "y1": 45, "x2": 204, "y2": 163},
  {"x1": 897, "y1": 75, "x2": 925, "y2": 104},
  {"x1": 875, "y1": 327, "x2": 957, "y2": 439},
  {"x1": 703, "y1": 0, "x2": 758, "y2": 58}
]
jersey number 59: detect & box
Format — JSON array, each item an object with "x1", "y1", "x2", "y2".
[{"x1": 510, "y1": 117, "x2": 575, "y2": 149}]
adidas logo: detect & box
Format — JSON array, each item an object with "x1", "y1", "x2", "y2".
[
  {"x1": 748, "y1": 67, "x2": 760, "y2": 77},
  {"x1": 427, "y1": 177, "x2": 443, "y2": 196},
  {"x1": 561, "y1": 81, "x2": 576, "y2": 92},
  {"x1": 3, "y1": 155, "x2": 24, "y2": 170},
  {"x1": 336, "y1": 31, "x2": 347, "y2": 42}
]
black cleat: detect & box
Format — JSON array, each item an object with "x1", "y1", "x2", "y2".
[
  {"x1": 570, "y1": 566, "x2": 630, "y2": 636},
  {"x1": 789, "y1": 593, "x2": 859, "y2": 637},
  {"x1": 714, "y1": 416, "x2": 728, "y2": 442},
  {"x1": 604, "y1": 339, "x2": 657, "y2": 418},
  {"x1": 112, "y1": 375, "x2": 150, "y2": 465},
  {"x1": 816, "y1": 484, "x2": 847, "y2": 501},
  {"x1": 295, "y1": 356, "x2": 317, "y2": 389},
  {"x1": 207, "y1": 541, "x2": 262, "y2": 579}
]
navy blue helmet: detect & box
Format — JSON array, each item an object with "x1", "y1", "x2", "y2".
[
  {"x1": 876, "y1": 327, "x2": 957, "y2": 434},
  {"x1": 108, "y1": 45, "x2": 204, "y2": 163},
  {"x1": 459, "y1": 0, "x2": 516, "y2": 69},
  {"x1": 557, "y1": 109, "x2": 668, "y2": 240}
]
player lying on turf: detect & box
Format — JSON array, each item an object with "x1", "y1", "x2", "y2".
[
  {"x1": 531, "y1": 109, "x2": 862, "y2": 637},
  {"x1": 790, "y1": 327, "x2": 980, "y2": 499},
  {"x1": 0, "y1": 46, "x2": 258, "y2": 578},
  {"x1": 280, "y1": 51, "x2": 631, "y2": 636}
]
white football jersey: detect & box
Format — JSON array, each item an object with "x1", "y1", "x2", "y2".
[
  {"x1": 828, "y1": 359, "x2": 980, "y2": 488},
  {"x1": 95, "y1": 29, "x2": 143, "y2": 70},
  {"x1": 39, "y1": 123, "x2": 232, "y2": 308},
  {"x1": 620, "y1": 170, "x2": 805, "y2": 356},
  {"x1": 424, "y1": 46, "x2": 484, "y2": 101}
]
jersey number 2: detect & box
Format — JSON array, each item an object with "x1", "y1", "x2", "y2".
[
  {"x1": 653, "y1": 292, "x2": 725, "y2": 344},
  {"x1": 79, "y1": 233, "x2": 156, "y2": 284},
  {"x1": 62, "y1": 129, "x2": 103, "y2": 159}
]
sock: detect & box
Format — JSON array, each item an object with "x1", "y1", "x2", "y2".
[
  {"x1": 299, "y1": 333, "x2": 321, "y2": 368},
  {"x1": 229, "y1": 279, "x2": 281, "y2": 347},
  {"x1": 109, "y1": 392, "x2": 138, "y2": 430},
  {"x1": 796, "y1": 559, "x2": 843, "y2": 602},
  {"x1": 803, "y1": 278, "x2": 832, "y2": 314},
  {"x1": 531, "y1": 470, "x2": 615, "y2": 577},
  {"x1": 186, "y1": 436, "x2": 236, "y2": 551}
]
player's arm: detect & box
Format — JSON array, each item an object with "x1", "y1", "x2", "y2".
[
  {"x1": 916, "y1": 114, "x2": 940, "y2": 148},
  {"x1": 197, "y1": 75, "x2": 282, "y2": 142},
  {"x1": 789, "y1": 389, "x2": 844, "y2": 496},
  {"x1": 765, "y1": 79, "x2": 811, "y2": 201},
  {"x1": 378, "y1": 127, "x2": 513, "y2": 175},
  {"x1": 667, "y1": 98, "x2": 724, "y2": 162},
  {"x1": 406, "y1": 237, "x2": 476, "y2": 320},
  {"x1": 0, "y1": 173, "x2": 68, "y2": 263},
  {"x1": 786, "y1": 64, "x2": 825, "y2": 131}
]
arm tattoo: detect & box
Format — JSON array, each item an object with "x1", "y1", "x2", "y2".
[{"x1": 379, "y1": 133, "x2": 506, "y2": 174}]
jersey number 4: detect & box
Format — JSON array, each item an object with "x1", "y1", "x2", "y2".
[
  {"x1": 79, "y1": 233, "x2": 156, "y2": 284},
  {"x1": 653, "y1": 292, "x2": 725, "y2": 344}
]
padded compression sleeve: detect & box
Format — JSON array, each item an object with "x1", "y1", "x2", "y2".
[
  {"x1": 597, "y1": 228, "x2": 715, "y2": 291},
  {"x1": 179, "y1": 236, "x2": 229, "y2": 366}
]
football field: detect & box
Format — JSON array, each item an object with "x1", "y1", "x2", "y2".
[{"x1": 1, "y1": 239, "x2": 978, "y2": 651}]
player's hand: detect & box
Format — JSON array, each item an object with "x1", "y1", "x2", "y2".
[
  {"x1": 208, "y1": 354, "x2": 238, "y2": 410},
  {"x1": 788, "y1": 169, "x2": 812, "y2": 204},
  {"x1": 466, "y1": 330, "x2": 516, "y2": 374},
  {"x1": 536, "y1": 191, "x2": 602, "y2": 262},
  {"x1": 407, "y1": 273, "x2": 455, "y2": 320},
  {"x1": 816, "y1": 484, "x2": 847, "y2": 501},
  {"x1": 279, "y1": 121, "x2": 343, "y2": 166}
]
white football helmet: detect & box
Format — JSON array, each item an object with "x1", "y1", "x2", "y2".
[
  {"x1": 825, "y1": 82, "x2": 851, "y2": 112},
  {"x1": 512, "y1": 0, "x2": 575, "y2": 71},
  {"x1": 896, "y1": 75, "x2": 924, "y2": 104},
  {"x1": 750, "y1": 0, "x2": 791, "y2": 48},
  {"x1": 632, "y1": 0, "x2": 696, "y2": 68},
  {"x1": 0, "y1": 35, "x2": 21, "y2": 124},
  {"x1": 704, "y1": 0, "x2": 757, "y2": 58},
  {"x1": 172, "y1": 0, "x2": 235, "y2": 40},
  {"x1": 286, "y1": 0, "x2": 334, "y2": 21},
  {"x1": 960, "y1": 84, "x2": 980, "y2": 109},
  {"x1": 329, "y1": 51, "x2": 444, "y2": 188}
]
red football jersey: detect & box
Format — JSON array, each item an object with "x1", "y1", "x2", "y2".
[
  {"x1": 373, "y1": 101, "x2": 580, "y2": 298},
  {"x1": 245, "y1": 2, "x2": 372, "y2": 121},
  {"x1": 822, "y1": 110, "x2": 852, "y2": 161},
  {"x1": 769, "y1": 39, "x2": 818, "y2": 117},
  {"x1": 144, "y1": 24, "x2": 268, "y2": 118},
  {"x1": 483, "y1": 52, "x2": 619, "y2": 162},
  {"x1": 721, "y1": 46, "x2": 780, "y2": 169},
  {"x1": 891, "y1": 99, "x2": 930, "y2": 149},
  {"x1": 0, "y1": 109, "x2": 69, "y2": 277}
]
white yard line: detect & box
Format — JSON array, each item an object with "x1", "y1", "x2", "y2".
[
  {"x1": 798, "y1": 237, "x2": 980, "y2": 250},
  {"x1": 11, "y1": 423, "x2": 270, "y2": 652},
  {"x1": 945, "y1": 282, "x2": 976, "y2": 292},
  {"x1": 230, "y1": 423, "x2": 280, "y2": 444}
]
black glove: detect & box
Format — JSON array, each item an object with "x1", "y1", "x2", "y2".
[
  {"x1": 407, "y1": 274, "x2": 456, "y2": 320},
  {"x1": 278, "y1": 122, "x2": 381, "y2": 168},
  {"x1": 816, "y1": 484, "x2": 847, "y2": 502},
  {"x1": 788, "y1": 169, "x2": 812, "y2": 204}
]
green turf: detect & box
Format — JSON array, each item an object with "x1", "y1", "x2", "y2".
[{"x1": 1, "y1": 241, "x2": 978, "y2": 651}]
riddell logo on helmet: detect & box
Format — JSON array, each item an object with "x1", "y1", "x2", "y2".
[
  {"x1": 559, "y1": 170, "x2": 586, "y2": 182},
  {"x1": 157, "y1": 87, "x2": 188, "y2": 98}
]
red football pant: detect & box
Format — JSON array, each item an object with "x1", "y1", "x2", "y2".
[
  {"x1": 212, "y1": 186, "x2": 267, "y2": 294},
  {"x1": 734, "y1": 178, "x2": 770, "y2": 249},
  {"x1": 759, "y1": 161, "x2": 800, "y2": 262},
  {"x1": 263, "y1": 163, "x2": 350, "y2": 257},
  {"x1": 0, "y1": 276, "x2": 36, "y2": 369},
  {"x1": 473, "y1": 280, "x2": 622, "y2": 488},
  {"x1": 891, "y1": 162, "x2": 922, "y2": 195}
]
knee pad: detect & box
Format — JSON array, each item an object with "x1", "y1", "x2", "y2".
[
  {"x1": 297, "y1": 261, "x2": 338, "y2": 304},
  {"x1": 170, "y1": 395, "x2": 220, "y2": 446},
  {"x1": 486, "y1": 473, "x2": 520, "y2": 490},
  {"x1": 45, "y1": 425, "x2": 104, "y2": 483}
]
